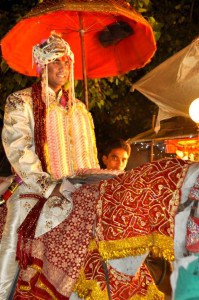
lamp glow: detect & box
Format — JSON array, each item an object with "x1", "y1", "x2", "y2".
[{"x1": 189, "y1": 98, "x2": 199, "y2": 123}]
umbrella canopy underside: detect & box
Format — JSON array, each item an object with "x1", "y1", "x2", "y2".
[{"x1": 1, "y1": 0, "x2": 156, "y2": 79}]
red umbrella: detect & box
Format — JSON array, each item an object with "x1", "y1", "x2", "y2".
[{"x1": 1, "y1": 0, "x2": 156, "y2": 107}]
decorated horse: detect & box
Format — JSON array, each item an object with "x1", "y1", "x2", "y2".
[{"x1": 0, "y1": 157, "x2": 199, "y2": 299}]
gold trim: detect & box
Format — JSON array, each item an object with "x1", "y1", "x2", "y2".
[
  {"x1": 32, "y1": 263, "x2": 42, "y2": 271},
  {"x1": 98, "y1": 233, "x2": 174, "y2": 261},
  {"x1": 88, "y1": 239, "x2": 98, "y2": 251},
  {"x1": 152, "y1": 233, "x2": 174, "y2": 261},
  {"x1": 75, "y1": 270, "x2": 165, "y2": 300},
  {"x1": 25, "y1": 0, "x2": 147, "y2": 27},
  {"x1": 129, "y1": 283, "x2": 165, "y2": 300},
  {"x1": 38, "y1": 278, "x2": 58, "y2": 300},
  {"x1": 99, "y1": 235, "x2": 153, "y2": 260},
  {"x1": 74, "y1": 269, "x2": 109, "y2": 300}
]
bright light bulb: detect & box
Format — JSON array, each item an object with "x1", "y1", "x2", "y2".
[
  {"x1": 176, "y1": 150, "x2": 184, "y2": 159},
  {"x1": 189, "y1": 98, "x2": 199, "y2": 123}
]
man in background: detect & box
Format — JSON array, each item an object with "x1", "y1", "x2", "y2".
[{"x1": 102, "y1": 138, "x2": 131, "y2": 171}]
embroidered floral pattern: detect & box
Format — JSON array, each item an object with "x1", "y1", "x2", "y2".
[
  {"x1": 0, "y1": 205, "x2": 7, "y2": 240},
  {"x1": 189, "y1": 187, "x2": 199, "y2": 201},
  {"x1": 17, "y1": 149, "x2": 25, "y2": 158},
  {"x1": 36, "y1": 175, "x2": 52, "y2": 195},
  {"x1": 15, "y1": 159, "x2": 188, "y2": 299},
  {"x1": 6, "y1": 92, "x2": 27, "y2": 112},
  {"x1": 96, "y1": 158, "x2": 188, "y2": 249},
  {"x1": 22, "y1": 201, "x2": 33, "y2": 213},
  {"x1": 186, "y1": 216, "x2": 199, "y2": 252},
  {"x1": 16, "y1": 184, "x2": 99, "y2": 298}
]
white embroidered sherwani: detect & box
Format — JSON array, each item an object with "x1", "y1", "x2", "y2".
[{"x1": 0, "y1": 86, "x2": 99, "y2": 299}]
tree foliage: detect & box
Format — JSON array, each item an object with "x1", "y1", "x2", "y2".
[{"x1": 0, "y1": 0, "x2": 199, "y2": 155}]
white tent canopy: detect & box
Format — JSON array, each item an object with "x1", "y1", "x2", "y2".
[{"x1": 132, "y1": 38, "x2": 199, "y2": 131}]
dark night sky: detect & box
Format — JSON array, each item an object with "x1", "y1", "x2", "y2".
[
  {"x1": 0, "y1": 0, "x2": 37, "y2": 11},
  {"x1": 0, "y1": 0, "x2": 16, "y2": 11}
]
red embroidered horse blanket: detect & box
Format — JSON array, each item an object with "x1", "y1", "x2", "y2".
[{"x1": 2, "y1": 158, "x2": 189, "y2": 299}]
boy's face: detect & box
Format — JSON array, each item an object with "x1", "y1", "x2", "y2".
[{"x1": 102, "y1": 148, "x2": 129, "y2": 171}]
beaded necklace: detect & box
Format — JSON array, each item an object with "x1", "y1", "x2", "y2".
[
  {"x1": 32, "y1": 82, "x2": 69, "y2": 173},
  {"x1": 32, "y1": 82, "x2": 47, "y2": 172}
]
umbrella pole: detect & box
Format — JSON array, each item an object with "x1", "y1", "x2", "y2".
[{"x1": 79, "y1": 13, "x2": 89, "y2": 110}]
